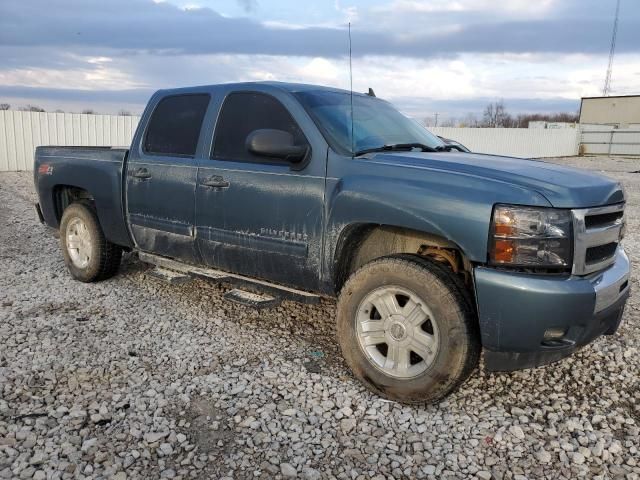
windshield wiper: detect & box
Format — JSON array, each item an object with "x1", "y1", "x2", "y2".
[
  {"x1": 354, "y1": 143, "x2": 438, "y2": 157},
  {"x1": 434, "y1": 145, "x2": 453, "y2": 152}
]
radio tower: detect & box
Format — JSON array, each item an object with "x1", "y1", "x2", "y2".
[{"x1": 602, "y1": 0, "x2": 621, "y2": 96}]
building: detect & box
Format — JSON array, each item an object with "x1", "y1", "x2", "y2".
[{"x1": 579, "y1": 95, "x2": 640, "y2": 127}]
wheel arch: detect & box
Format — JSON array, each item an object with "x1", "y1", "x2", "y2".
[
  {"x1": 332, "y1": 223, "x2": 474, "y2": 294},
  {"x1": 52, "y1": 185, "x2": 96, "y2": 224}
]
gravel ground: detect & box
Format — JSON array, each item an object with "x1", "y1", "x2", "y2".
[{"x1": 0, "y1": 156, "x2": 638, "y2": 480}]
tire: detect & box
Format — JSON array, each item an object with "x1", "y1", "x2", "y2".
[
  {"x1": 336, "y1": 255, "x2": 480, "y2": 404},
  {"x1": 59, "y1": 202, "x2": 122, "y2": 282}
]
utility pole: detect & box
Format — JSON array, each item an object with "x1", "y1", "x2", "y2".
[
  {"x1": 434, "y1": 113, "x2": 439, "y2": 127},
  {"x1": 603, "y1": 0, "x2": 621, "y2": 96}
]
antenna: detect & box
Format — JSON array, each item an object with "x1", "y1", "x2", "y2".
[
  {"x1": 348, "y1": 22, "x2": 354, "y2": 157},
  {"x1": 603, "y1": 0, "x2": 620, "y2": 96}
]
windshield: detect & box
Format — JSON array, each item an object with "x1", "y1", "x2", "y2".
[{"x1": 294, "y1": 90, "x2": 445, "y2": 156}]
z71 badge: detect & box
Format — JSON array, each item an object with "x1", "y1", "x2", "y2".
[{"x1": 38, "y1": 164, "x2": 53, "y2": 175}]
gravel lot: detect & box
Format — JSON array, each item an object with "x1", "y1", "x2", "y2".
[{"x1": 1, "y1": 156, "x2": 638, "y2": 480}]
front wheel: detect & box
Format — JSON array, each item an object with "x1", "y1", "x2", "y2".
[
  {"x1": 59, "y1": 202, "x2": 122, "y2": 282},
  {"x1": 336, "y1": 255, "x2": 480, "y2": 404}
]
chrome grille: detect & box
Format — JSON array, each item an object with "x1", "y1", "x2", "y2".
[{"x1": 572, "y1": 203, "x2": 625, "y2": 275}]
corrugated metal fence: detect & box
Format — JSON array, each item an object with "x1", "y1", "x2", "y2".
[
  {"x1": 0, "y1": 111, "x2": 140, "y2": 171},
  {"x1": 0, "y1": 110, "x2": 587, "y2": 172},
  {"x1": 579, "y1": 124, "x2": 640, "y2": 156},
  {"x1": 431, "y1": 127, "x2": 580, "y2": 158}
]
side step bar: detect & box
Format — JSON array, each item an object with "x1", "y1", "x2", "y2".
[
  {"x1": 146, "y1": 267, "x2": 192, "y2": 285},
  {"x1": 223, "y1": 289, "x2": 279, "y2": 309},
  {"x1": 138, "y1": 252, "x2": 321, "y2": 305}
]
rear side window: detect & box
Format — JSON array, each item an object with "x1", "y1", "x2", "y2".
[
  {"x1": 144, "y1": 94, "x2": 210, "y2": 157},
  {"x1": 212, "y1": 92, "x2": 306, "y2": 162}
]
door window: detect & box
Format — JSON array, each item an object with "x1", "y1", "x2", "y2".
[
  {"x1": 144, "y1": 94, "x2": 210, "y2": 157},
  {"x1": 211, "y1": 92, "x2": 306, "y2": 163}
]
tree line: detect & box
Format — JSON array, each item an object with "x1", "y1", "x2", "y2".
[
  {"x1": 424, "y1": 100, "x2": 579, "y2": 128},
  {"x1": 3, "y1": 99, "x2": 579, "y2": 128}
]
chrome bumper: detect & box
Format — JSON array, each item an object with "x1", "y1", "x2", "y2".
[{"x1": 589, "y1": 248, "x2": 630, "y2": 313}]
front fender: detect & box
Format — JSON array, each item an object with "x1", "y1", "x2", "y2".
[{"x1": 322, "y1": 155, "x2": 552, "y2": 288}]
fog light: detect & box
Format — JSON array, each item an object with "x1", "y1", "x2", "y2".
[{"x1": 543, "y1": 328, "x2": 567, "y2": 341}]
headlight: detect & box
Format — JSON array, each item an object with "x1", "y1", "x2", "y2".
[{"x1": 489, "y1": 205, "x2": 573, "y2": 268}]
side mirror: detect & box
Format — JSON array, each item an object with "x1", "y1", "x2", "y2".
[{"x1": 246, "y1": 129, "x2": 308, "y2": 163}]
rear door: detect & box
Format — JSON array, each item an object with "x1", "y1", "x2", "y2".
[
  {"x1": 126, "y1": 93, "x2": 210, "y2": 262},
  {"x1": 195, "y1": 90, "x2": 326, "y2": 290}
]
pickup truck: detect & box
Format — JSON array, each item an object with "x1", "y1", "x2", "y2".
[{"x1": 34, "y1": 82, "x2": 630, "y2": 403}]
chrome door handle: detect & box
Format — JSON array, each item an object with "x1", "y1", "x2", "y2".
[{"x1": 201, "y1": 175, "x2": 230, "y2": 188}]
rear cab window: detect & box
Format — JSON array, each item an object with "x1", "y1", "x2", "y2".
[{"x1": 144, "y1": 94, "x2": 210, "y2": 157}]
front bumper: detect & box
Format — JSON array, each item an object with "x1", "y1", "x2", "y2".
[{"x1": 475, "y1": 248, "x2": 630, "y2": 371}]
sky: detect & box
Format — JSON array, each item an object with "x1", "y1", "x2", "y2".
[{"x1": 0, "y1": 0, "x2": 639, "y2": 121}]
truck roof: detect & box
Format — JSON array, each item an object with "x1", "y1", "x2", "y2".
[{"x1": 153, "y1": 81, "x2": 370, "y2": 98}]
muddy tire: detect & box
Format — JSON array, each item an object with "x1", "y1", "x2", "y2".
[
  {"x1": 59, "y1": 202, "x2": 122, "y2": 282},
  {"x1": 336, "y1": 255, "x2": 480, "y2": 404}
]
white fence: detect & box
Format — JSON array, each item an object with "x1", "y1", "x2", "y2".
[
  {"x1": 0, "y1": 111, "x2": 140, "y2": 171},
  {"x1": 579, "y1": 124, "x2": 640, "y2": 156},
  {"x1": 431, "y1": 127, "x2": 580, "y2": 158},
  {"x1": 0, "y1": 111, "x2": 595, "y2": 172}
]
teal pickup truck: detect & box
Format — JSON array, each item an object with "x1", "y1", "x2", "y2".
[{"x1": 34, "y1": 82, "x2": 630, "y2": 403}]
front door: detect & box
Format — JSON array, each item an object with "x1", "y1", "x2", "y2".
[
  {"x1": 195, "y1": 91, "x2": 326, "y2": 290},
  {"x1": 126, "y1": 93, "x2": 210, "y2": 263}
]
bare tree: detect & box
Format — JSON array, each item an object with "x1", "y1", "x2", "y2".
[
  {"x1": 21, "y1": 105, "x2": 45, "y2": 112},
  {"x1": 423, "y1": 115, "x2": 442, "y2": 127},
  {"x1": 513, "y1": 112, "x2": 579, "y2": 128},
  {"x1": 461, "y1": 112, "x2": 480, "y2": 127},
  {"x1": 118, "y1": 110, "x2": 132, "y2": 116},
  {"x1": 482, "y1": 100, "x2": 514, "y2": 128},
  {"x1": 0, "y1": 103, "x2": 10, "y2": 111}
]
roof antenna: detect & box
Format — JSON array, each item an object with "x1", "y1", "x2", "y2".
[
  {"x1": 367, "y1": 88, "x2": 376, "y2": 97},
  {"x1": 348, "y1": 22, "x2": 354, "y2": 157}
]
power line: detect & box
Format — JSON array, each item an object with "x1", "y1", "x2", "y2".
[{"x1": 602, "y1": 0, "x2": 621, "y2": 96}]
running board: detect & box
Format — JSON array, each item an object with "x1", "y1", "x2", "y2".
[
  {"x1": 137, "y1": 252, "x2": 320, "y2": 305},
  {"x1": 146, "y1": 267, "x2": 192, "y2": 285},
  {"x1": 224, "y1": 289, "x2": 280, "y2": 309}
]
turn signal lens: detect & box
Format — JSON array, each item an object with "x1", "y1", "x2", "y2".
[
  {"x1": 493, "y1": 239, "x2": 515, "y2": 263},
  {"x1": 494, "y1": 223, "x2": 514, "y2": 236}
]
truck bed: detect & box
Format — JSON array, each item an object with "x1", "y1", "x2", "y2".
[
  {"x1": 35, "y1": 146, "x2": 129, "y2": 163},
  {"x1": 34, "y1": 145, "x2": 133, "y2": 248}
]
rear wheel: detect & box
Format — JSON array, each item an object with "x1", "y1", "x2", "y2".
[
  {"x1": 59, "y1": 203, "x2": 122, "y2": 282},
  {"x1": 336, "y1": 255, "x2": 480, "y2": 403}
]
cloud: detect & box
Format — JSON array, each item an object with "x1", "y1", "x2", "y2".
[
  {"x1": 0, "y1": 83, "x2": 580, "y2": 119},
  {"x1": 375, "y1": 0, "x2": 557, "y2": 16},
  {"x1": 0, "y1": 0, "x2": 638, "y2": 59},
  {"x1": 4, "y1": 51, "x2": 639, "y2": 116},
  {"x1": 0, "y1": 0, "x2": 638, "y2": 116}
]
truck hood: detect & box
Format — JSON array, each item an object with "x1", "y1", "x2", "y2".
[{"x1": 369, "y1": 151, "x2": 624, "y2": 208}]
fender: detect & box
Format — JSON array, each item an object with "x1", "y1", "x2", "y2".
[
  {"x1": 34, "y1": 146, "x2": 133, "y2": 248},
  {"x1": 321, "y1": 153, "x2": 552, "y2": 290}
]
